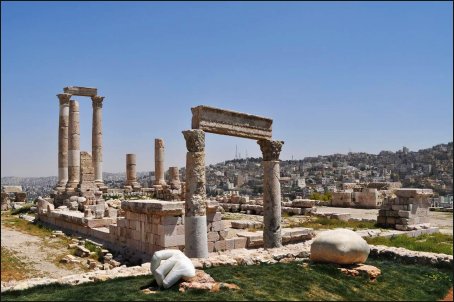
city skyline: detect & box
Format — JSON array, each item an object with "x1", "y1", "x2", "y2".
[{"x1": 2, "y1": 2, "x2": 453, "y2": 177}]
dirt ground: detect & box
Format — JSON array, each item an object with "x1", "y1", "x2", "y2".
[
  {"x1": 316, "y1": 206, "x2": 453, "y2": 234},
  {"x1": 1, "y1": 224, "x2": 84, "y2": 280}
]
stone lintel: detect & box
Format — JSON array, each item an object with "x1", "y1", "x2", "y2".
[
  {"x1": 63, "y1": 86, "x2": 98, "y2": 97},
  {"x1": 191, "y1": 105, "x2": 272, "y2": 140},
  {"x1": 121, "y1": 199, "x2": 184, "y2": 215}
]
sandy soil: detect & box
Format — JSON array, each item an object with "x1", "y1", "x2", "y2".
[{"x1": 1, "y1": 224, "x2": 84, "y2": 279}]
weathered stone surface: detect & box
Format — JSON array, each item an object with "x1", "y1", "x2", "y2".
[
  {"x1": 257, "y1": 140, "x2": 284, "y2": 161},
  {"x1": 66, "y1": 100, "x2": 80, "y2": 188},
  {"x1": 179, "y1": 270, "x2": 240, "y2": 293},
  {"x1": 57, "y1": 94, "x2": 71, "y2": 187},
  {"x1": 191, "y1": 105, "x2": 272, "y2": 140},
  {"x1": 121, "y1": 200, "x2": 184, "y2": 215},
  {"x1": 292, "y1": 199, "x2": 316, "y2": 208},
  {"x1": 263, "y1": 158, "x2": 282, "y2": 245},
  {"x1": 310, "y1": 229, "x2": 370, "y2": 265},
  {"x1": 125, "y1": 154, "x2": 140, "y2": 188},
  {"x1": 182, "y1": 129, "x2": 205, "y2": 152},
  {"x1": 91, "y1": 95, "x2": 104, "y2": 185},
  {"x1": 154, "y1": 139, "x2": 166, "y2": 186},
  {"x1": 339, "y1": 264, "x2": 381, "y2": 281},
  {"x1": 2, "y1": 186, "x2": 23, "y2": 193},
  {"x1": 169, "y1": 167, "x2": 181, "y2": 190},
  {"x1": 63, "y1": 86, "x2": 97, "y2": 97}
]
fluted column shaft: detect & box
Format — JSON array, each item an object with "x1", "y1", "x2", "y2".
[
  {"x1": 67, "y1": 100, "x2": 80, "y2": 189},
  {"x1": 57, "y1": 93, "x2": 71, "y2": 187},
  {"x1": 183, "y1": 130, "x2": 208, "y2": 258},
  {"x1": 258, "y1": 139, "x2": 284, "y2": 248},
  {"x1": 91, "y1": 96, "x2": 104, "y2": 185}
]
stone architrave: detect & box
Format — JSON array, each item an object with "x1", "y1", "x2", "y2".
[
  {"x1": 125, "y1": 154, "x2": 140, "y2": 188},
  {"x1": 91, "y1": 96, "x2": 104, "y2": 186},
  {"x1": 66, "y1": 100, "x2": 80, "y2": 189},
  {"x1": 63, "y1": 86, "x2": 97, "y2": 97},
  {"x1": 258, "y1": 139, "x2": 284, "y2": 248},
  {"x1": 191, "y1": 105, "x2": 272, "y2": 140},
  {"x1": 169, "y1": 167, "x2": 181, "y2": 190},
  {"x1": 154, "y1": 139, "x2": 166, "y2": 186},
  {"x1": 182, "y1": 129, "x2": 208, "y2": 258},
  {"x1": 57, "y1": 93, "x2": 71, "y2": 188}
]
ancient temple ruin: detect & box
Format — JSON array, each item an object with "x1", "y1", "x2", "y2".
[
  {"x1": 41, "y1": 97, "x2": 313, "y2": 263},
  {"x1": 183, "y1": 106, "x2": 284, "y2": 258}
]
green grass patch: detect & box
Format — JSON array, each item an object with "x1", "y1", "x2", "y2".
[
  {"x1": 289, "y1": 216, "x2": 377, "y2": 230},
  {"x1": 1, "y1": 213, "x2": 54, "y2": 238},
  {"x1": 84, "y1": 241, "x2": 104, "y2": 262},
  {"x1": 1, "y1": 258, "x2": 452, "y2": 301},
  {"x1": 10, "y1": 203, "x2": 34, "y2": 215},
  {"x1": 366, "y1": 233, "x2": 453, "y2": 255}
]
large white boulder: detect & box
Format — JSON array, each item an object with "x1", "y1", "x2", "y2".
[{"x1": 310, "y1": 229, "x2": 370, "y2": 264}]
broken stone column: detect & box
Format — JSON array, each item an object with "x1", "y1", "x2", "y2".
[
  {"x1": 154, "y1": 138, "x2": 166, "y2": 186},
  {"x1": 125, "y1": 154, "x2": 140, "y2": 188},
  {"x1": 182, "y1": 129, "x2": 208, "y2": 258},
  {"x1": 258, "y1": 139, "x2": 284, "y2": 248},
  {"x1": 78, "y1": 151, "x2": 96, "y2": 202},
  {"x1": 169, "y1": 167, "x2": 181, "y2": 190},
  {"x1": 91, "y1": 96, "x2": 105, "y2": 187},
  {"x1": 66, "y1": 100, "x2": 80, "y2": 190},
  {"x1": 57, "y1": 93, "x2": 71, "y2": 189}
]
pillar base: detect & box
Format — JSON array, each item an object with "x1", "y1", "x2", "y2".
[{"x1": 184, "y1": 216, "x2": 208, "y2": 258}]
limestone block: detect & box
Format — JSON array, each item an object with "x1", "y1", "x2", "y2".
[
  {"x1": 225, "y1": 238, "x2": 235, "y2": 250},
  {"x1": 234, "y1": 237, "x2": 247, "y2": 249},
  {"x1": 158, "y1": 234, "x2": 185, "y2": 248},
  {"x1": 63, "y1": 86, "x2": 97, "y2": 97},
  {"x1": 398, "y1": 210, "x2": 411, "y2": 218},
  {"x1": 310, "y1": 229, "x2": 370, "y2": 265},
  {"x1": 207, "y1": 232, "x2": 220, "y2": 242},
  {"x1": 208, "y1": 241, "x2": 215, "y2": 252},
  {"x1": 161, "y1": 216, "x2": 182, "y2": 225},
  {"x1": 207, "y1": 212, "x2": 222, "y2": 223},
  {"x1": 395, "y1": 189, "x2": 433, "y2": 198},
  {"x1": 214, "y1": 240, "x2": 226, "y2": 252},
  {"x1": 292, "y1": 199, "x2": 316, "y2": 208},
  {"x1": 211, "y1": 221, "x2": 222, "y2": 232},
  {"x1": 330, "y1": 213, "x2": 351, "y2": 221},
  {"x1": 191, "y1": 105, "x2": 272, "y2": 140}
]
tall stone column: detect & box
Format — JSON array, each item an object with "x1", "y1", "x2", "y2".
[
  {"x1": 66, "y1": 100, "x2": 81, "y2": 190},
  {"x1": 258, "y1": 139, "x2": 284, "y2": 248},
  {"x1": 169, "y1": 166, "x2": 181, "y2": 190},
  {"x1": 182, "y1": 130, "x2": 208, "y2": 258},
  {"x1": 91, "y1": 96, "x2": 104, "y2": 187},
  {"x1": 56, "y1": 93, "x2": 71, "y2": 189},
  {"x1": 154, "y1": 138, "x2": 166, "y2": 186},
  {"x1": 125, "y1": 154, "x2": 138, "y2": 187}
]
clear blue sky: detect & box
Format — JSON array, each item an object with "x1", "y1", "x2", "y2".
[{"x1": 1, "y1": 2, "x2": 452, "y2": 177}]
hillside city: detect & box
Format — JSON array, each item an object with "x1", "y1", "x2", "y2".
[{"x1": 3, "y1": 142, "x2": 452, "y2": 205}]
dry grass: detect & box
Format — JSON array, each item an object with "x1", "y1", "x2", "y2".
[{"x1": 0, "y1": 246, "x2": 37, "y2": 282}]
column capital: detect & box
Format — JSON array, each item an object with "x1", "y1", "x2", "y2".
[
  {"x1": 182, "y1": 129, "x2": 205, "y2": 152},
  {"x1": 257, "y1": 139, "x2": 284, "y2": 161},
  {"x1": 91, "y1": 95, "x2": 105, "y2": 108},
  {"x1": 57, "y1": 93, "x2": 71, "y2": 105}
]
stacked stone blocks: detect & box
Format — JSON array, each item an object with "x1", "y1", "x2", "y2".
[{"x1": 377, "y1": 189, "x2": 433, "y2": 231}]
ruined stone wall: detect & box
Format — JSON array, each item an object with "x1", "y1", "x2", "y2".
[
  {"x1": 377, "y1": 188, "x2": 432, "y2": 231},
  {"x1": 331, "y1": 192, "x2": 353, "y2": 207},
  {"x1": 354, "y1": 188, "x2": 381, "y2": 209}
]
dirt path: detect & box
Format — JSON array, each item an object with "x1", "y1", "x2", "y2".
[{"x1": 1, "y1": 224, "x2": 83, "y2": 279}]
